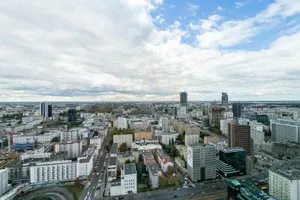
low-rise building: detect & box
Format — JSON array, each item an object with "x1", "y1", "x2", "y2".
[
  {"x1": 148, "y1": 163, "x2": 162, "y2": 188},
  {"x1": 156, "y1": 151, "x2": 174, "y2": 172},
  {"x1": 110, "y1": 143, "x2": 119, "y2": 157},
  {"x1": 204, "y1": 136, "x2": 220, "y2": 144},
  {"x1": 134, "y1": 131, "x2": 152, "y2": 141},
  {"x1": 175, "y1": 157, "x2": 185, "y2": 169},
  {"x1": 121, "y1": 163, "x2": 137, "y2": 195},
  {"x1": 108, "y1": 157, "x2": 118, "y2": 181}
]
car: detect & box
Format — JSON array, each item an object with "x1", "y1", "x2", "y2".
[{"x1": 148, "y1": 195, "x2": 152, "y2": 199}]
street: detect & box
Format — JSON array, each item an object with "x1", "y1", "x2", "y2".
[{"x1": 80, "y1": 128, "x2": 111, "y2": 200}]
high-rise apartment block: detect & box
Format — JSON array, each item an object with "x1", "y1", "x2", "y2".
[
  {"x1": 0, "y1": 169, "x2": 9, "y2": 196},
  {"x1": 117, "y1": 117, "x2": 128, "y2": 129},
  {"x1": 271, "y1": 119, "x2": 300, "y2": 143},
  {"x1": 232, "y1": 102, "x2": 242, "y2": 118},
  {"x1": 228, "y1": 121, "x2": 253, "y2": 155},
  {"x1": 269, "y1": 169, "x2": 300, "y2": 200},
  {"x1": 185, "y1": 133, "x2": 199, "y2": 146},
  {"x1": 187, "y1": 144, "x2": 216, "y2": 182},
  {"x1": 159, "y1": 117, "x2": 169, "y2": 132}
]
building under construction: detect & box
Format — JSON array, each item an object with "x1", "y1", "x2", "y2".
[{"x1": 209, "y1": 105, "x2": 226, "y2": 127}]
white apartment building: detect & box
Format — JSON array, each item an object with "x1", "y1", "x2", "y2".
[
  {"x1": 185, "y1": 133, "x2": 199, "y2": 146},
  {"x1": 250, "y1": 122, "x2": 264, "y2": 153},
  {"x1": 13, "y1": 131, "x2": 60, "y2": 144},
  {"x1": 21, "y1": 150, "x2": 52, "y2": 161},
  {"x1": 187, "y1": 144, "x2": 216, "y2": 182},
  {"x1": 148, "y1": 163, "x2": 162, "y2": 188},
  {"x1": 159, "y1": 117, "x2": 169, "y2": 132},
  {"x1": 0, "y1": 169, "x2": 9, "y2": 196},
  {"x1": 117, "y1": 117, "x2": 128, "y2": 129},
  {"x1": 121, "y1": 163, "x2": 137, "y2": 195},
  {"x1": 77, "y1": 155, "x2": 94, "y2": 177},
  {"x1": 29, "y1": 160, "x2": 77, "y2": 184},
  {"x1": 113, "y1": 134, "x2": 133, "y2": 148},
  {"x1": 177, "y1": 106, "x2": 187, "y2": 119},
  {"x1": 271, "y1": 119, "x2": 300, "y2": 143},
  {"x1": 90, "y1": 136, "x2": 103, "y2": 150},
  {"x1": 161, "y1": 132, "x2": 178, "y2": 145},
  {"x1": 269, "y1": 169, "x2": 300, "y2": 200},
  {"x1": 54, "y1": 141, "x2": 82, "y2": 159}
]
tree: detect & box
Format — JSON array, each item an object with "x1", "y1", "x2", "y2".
[
  {"x1": 3, "y1": 138, "x2": 8, "y2": 147},
  {"x1": 74, "y1": 177, "x2": 82, "y2": 188},
  {"x1": 166, "y1": 166, "x2": 175, "y2": 176},
  {"x1": 125, "y1": 159, "x2": 131, "y2": 164},
  {"x1": 144, "y1": 177, "x2": 150, "y2": 188},
  {"x1": 93, "y1": 131, "x2": 99, "y2": 137},
  {"x1": 119, "y1": 143, "x2": 128, "y2": 152},
  {"x1": 169, "y1": 145, "x2": 180, "y2": 158},
  {"x1": 17, "y1": 120, "x2": 22, "y2": 124},
  {"x1": 51, "y1": 137, "x2": 59, "y2": 143},
  {"x1": 138, "y1": 154, "x2": 144, "y2": 164},
  {"x1": 158, "y1": 176, "x2": 166, "y2": 188},
  {"x1": 66, "y1": 122, "x2": 71, "y2": 130}
]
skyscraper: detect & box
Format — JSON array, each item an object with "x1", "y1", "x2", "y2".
[
  {"x1": 40, "y1": 102, "x2": 52, "y2": 118},
  {"x1": 232, "y1": 102, "x2": 241, "y2": 118},
  {"x1": 228, "y1": 121, "x2": 253, "y2": 155},
  {"x1": 187, "y1": 144, "x2": 216, "y2": 181},
  {"x1": 180, "y1": 92, "x2": 187, "y2": 107},
  {"x1": 221, "y1": 92, "x2": 228, "y2": 107}
]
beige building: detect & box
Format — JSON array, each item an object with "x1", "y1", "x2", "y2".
[
  {"x1": 185, "y1": 133, "x2": 199, "y2": 146},
  {"x1": 134, "y1": 131, "x2": 152, "y2": 141},
  {"x1": 204, "y1": 136, "x2": 221, "y2": 144},
  {"x1": 113, "y1": 134, "x2": 133, "y2": 148}
]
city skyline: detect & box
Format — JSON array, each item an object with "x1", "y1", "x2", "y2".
[{"x1": 1, "y1": 0, "x2": 300, "y2": 102}]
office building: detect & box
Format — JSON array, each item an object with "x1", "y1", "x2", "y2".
[
  {"x1": 221, "y1": 92, "x2": 228, "y2": 108},
  {"x1": 29, "y1": 160, "x2": 77, "y2": 184},
  {"x1": 159, "y1": 117, "x2": 169, "y2": 132},
  {"x1": 261, "y1": 141, "x2": 300, "y2": 159},
  {"x1": 218, "y1": 147, "x2": 246, "y2": 176},
  {"x1": 250, "y1": 123, "x2": 264, "y2": 153},
  {"x1": 269, "y1": 169, "x2": 300, "y2": 200},
  {"x1": 180, "y1": 92, "x2": 187, "y2": 107},
  {"x1": 121, "y1": 163, "x2": 137, "y2": 195},
  {"x1": 0, "y1": 169, "x2": 9, "y2": 196},
  {"x1": 232, "y1": 103, "x2": 242, "y2": 118},
  {"x1": 228, "y1": 121, "x2": 253, "y2": 155},
  {"x1": 113, "y1": 134, "x2": 133, "y2": 148},
  {"x1": 117, "y1": 117, "x2": 128, "y2": 129},
  {"x1": 209, "y1": 106, "x2": 226, "y2": 126},
  {"x1": 187, "y1": 144, "x2": 216, "y2": 181},
  {"x1": 227, "y1": 180, "x2": 275, "y2": 200},
  {"x1": 40, "y1": 102, "x2": 52, "y2": 118},
  {"x1": 271, "y1": 119, "x2": 300, "y2": 143},
  {"x1": 185, "y1": 133, "x2": 199, "y2": 146},
  {"x1": 68, "y1": 109, "x2": 77, "y2": 122}
]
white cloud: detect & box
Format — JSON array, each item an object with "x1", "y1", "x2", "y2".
[
  {"x1": 155, "y1": 15, "x2": 165, "y2": 24},
  {"x1": 0, "y1": 0, "x2": 299, "y2": 101},
  {"x1": 217, "y1": 6, "x2": 224, "y2": 11},
  {"x1": 235, "y1": 2, "x2": 245, "y2": 8},
  {"x1": 186, "y1": 2, "x2": 199, "y2": 16}
]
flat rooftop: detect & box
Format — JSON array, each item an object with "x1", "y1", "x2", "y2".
[
  {"x1": 272, "y1": 168, "x2": 300, "y2": 180},
  {"x1": 220, "y1": 147, "x2": 245, "y2": 153},
  {"x1": 124, "y1": 163, "x2": 137, "y2": 175}
]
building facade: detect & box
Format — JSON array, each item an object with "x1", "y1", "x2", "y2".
[
  {"x1": 133, "y1": 131, "x2": 152, "y2": 141},
  {"x1": 29, "y1": 160, "x2": 77, "y2": 184},
  {"x1": 180, "y1": 92, "x2": 187, "y2": 107},
  {"x1": 269, "y1": 169, "x2": 300, "y2": 200},
  {"x1": 117, "y1": 117, "x2": 128, "y2": 129},
  {"x1": 121, "y1": 163, "x2": 137, "y2": 195},
  {"x1": 228, "y1": 122, "x2": 253, "y2": 155},
  {"x1": 185, "y1": 133, "x2": 199, "y2": 146},
  {"x1": 271, "y1": 119, "x2": 300, "y2": 143},
  {"x1": 0, "y1": 169, "x2": 9, "y2": 196},
  {"x1": 187, "y1": 144, "x2": 216, "y2": 182},
  {"x1": 232, "y1": 103, "x2": 242, "y2": 118},
  {"x1": 219, "y1": 147, "x2": 246, "y2": 175},
  {"x1": 113, "y1": 134, "x2": 133, "y2": 148}
]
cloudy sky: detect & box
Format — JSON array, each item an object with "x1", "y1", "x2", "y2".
[{"x1": 0, "y1": 0, "x2": 300, "y2": 102}]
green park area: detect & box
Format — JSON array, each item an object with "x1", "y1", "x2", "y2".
[{"x1": 64, "y1": 179, "x2": 84, "y2": 200}]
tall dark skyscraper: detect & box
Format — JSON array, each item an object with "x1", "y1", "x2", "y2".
[
  {"x1": 221, "y1": 92, "x2": 228, "y2": 108},
  {"x1": 180, "y1": 92, "x2": 187, "y2": 107},
  {"x1": 228, "y1": 121, "x2": 253, "y2": 155},
  {"x1": 232, "y1": 102, "x2": 242, "y2": 118},
  {"x1": 68, "y1": 109, "x2": 77, "y2": 122},
  {"x1": 40, "y1": 102, "x2": 52, "y2": 118}
]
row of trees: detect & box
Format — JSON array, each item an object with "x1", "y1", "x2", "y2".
[
  {"x1": 158, "y1": 166, "x2": 180, "y2": 188},
  {"x1": 111, "y1": 128, "x2": 134, "y2": 135}
]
